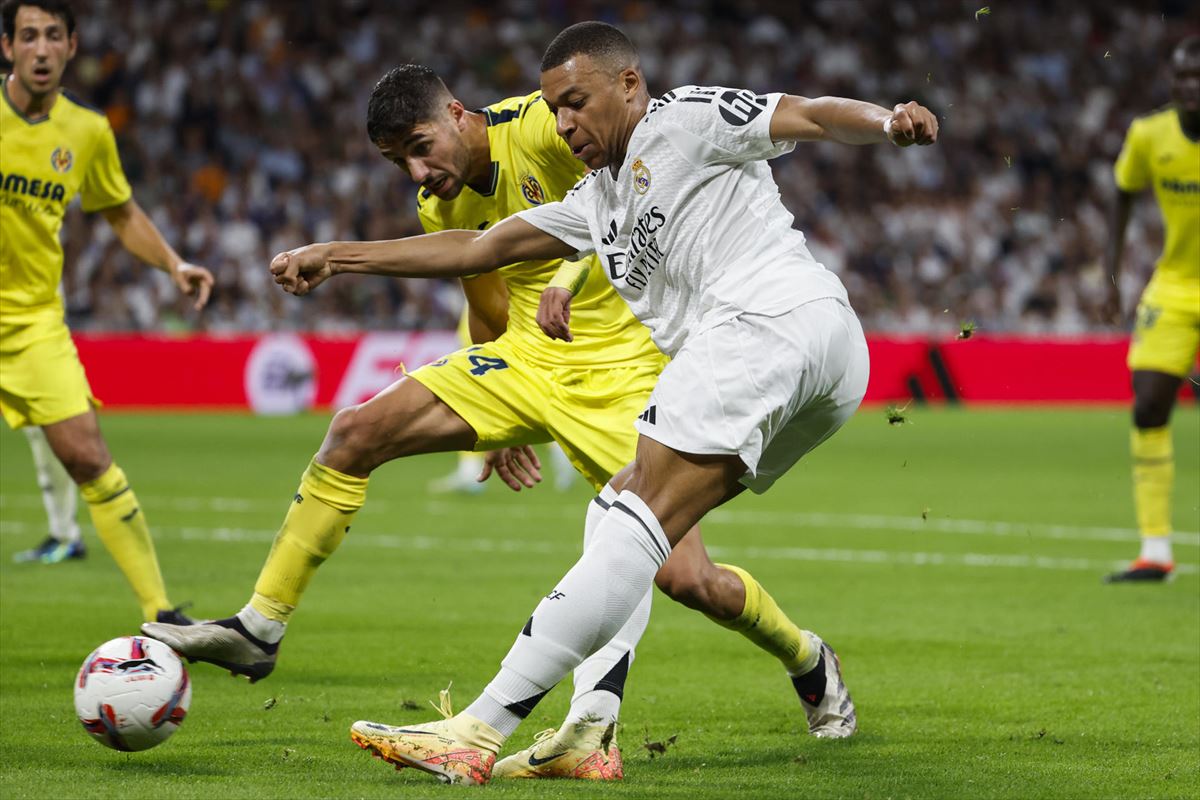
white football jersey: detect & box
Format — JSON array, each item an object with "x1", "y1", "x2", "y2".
[{"x1": 517, "y1": 85, "x2": 848, "y2": 356}]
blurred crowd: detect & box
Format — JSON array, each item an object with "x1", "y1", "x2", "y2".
[{"x1": 22, "y1": 0, "x2": 1196, "y2": 335}]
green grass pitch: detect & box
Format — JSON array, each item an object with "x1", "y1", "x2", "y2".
[{"x1": 1, "y1": 408, "x2": 1197, "y2": 799}]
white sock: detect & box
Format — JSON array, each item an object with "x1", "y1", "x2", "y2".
[
  {"x1": 549, "y1": 443, "x2": 577, "y2": 491},
  {"x1": 457, "y1": 452, "x2": 483, "y2": 480},
  {"x1": 1139, "y1": 535, "x2": 1173, "y2": 564},
  {"x1": 566, "y1": 483, "x2": 651, "y2": 725},
  {"x1": 467, "y1": 490, "x2": 670, "y2": 740},
  {"x1": 582, "y1": 483, "x2": 619, "y2": 551},
  {"x1": 236, "y1": 604, "x2": 287, "y2": 644},
  {"x1": 24, "y1": 427, "x2": 80, "y2": 544}
]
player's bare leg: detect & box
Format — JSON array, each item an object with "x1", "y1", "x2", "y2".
[
  {"x1": 1107, "y1": 369, "x2": 1183, "y2": 583},
  {"x1": 143, "y1": 376, "x2": 477, "y2": 680},
  {"x1": 41, "y1": 410, "x2": 183, "y2": 623}
]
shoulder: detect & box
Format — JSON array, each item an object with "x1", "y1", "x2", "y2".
[
  {"x1": 56, "y1": 88, "x2": 115, "y2": 141},
  {"x1": 59, "y1": 88, "x2": 106, "y2": 118},
  {"x1": 58, "y1": 88, "x2": 112, "y2": 134},
  {"x1": 565, "y1": 170, "x2": 603, "y2": 201},
  {"x1": 1127, "y1": 106, "x2": 1174, "y2": 138},
  {"x1": 644, "y1": 85, "x2": 702, "y2": 121},
  {"x1": 480, "y1": 90, "x2": 542, "y2": 127}
]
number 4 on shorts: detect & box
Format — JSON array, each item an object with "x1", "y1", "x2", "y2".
[{"x1": 468, "y1": 355, "x2": 508, "y2": 376}]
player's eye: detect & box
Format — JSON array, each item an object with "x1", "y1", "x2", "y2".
[{"x1": 570, "y1": 99, "x2": 585, "y2": 110}]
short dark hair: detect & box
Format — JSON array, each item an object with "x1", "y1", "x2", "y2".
[
  {"x1": 2, "y1": 0, "x2": 75, "y2": 39},
  {"x1": 540, "y1": 21, "x2": 638, "y2": 73},
  {"x1": 366, "y1": 64, "x2": 453, "y2": 144}
]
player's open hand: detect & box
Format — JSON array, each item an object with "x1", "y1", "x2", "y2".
[
  {"x1": 538, "y1": 287, "x2": 574, "y2": 342},
  {"x1": 886, "y1": 101, "x2": 938, "y2": 147},
  {"x1": 172, "y1": 262, "x2": 214, "y2": 310},
  {"x1": 479, "y1": 446, "x2": 543, "y2": 491},
  {"x1": 270, "y1": 243, "x2": 333, "y2": 296}
]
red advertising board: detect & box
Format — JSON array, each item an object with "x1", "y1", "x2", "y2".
[{"x1": 73, "y1": 332, "x2": 1196, "y2": 411}]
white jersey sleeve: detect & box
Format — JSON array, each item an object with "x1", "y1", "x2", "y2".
[
  {"x1": 653, "y1": 85, "x2": 795, "y2": 165},
  {"x1": 515, "y1": 174, "x2": 598, "y2": 257}
]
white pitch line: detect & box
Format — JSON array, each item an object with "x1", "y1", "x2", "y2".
[
  {"x1": 3, "y1": 491, "x2": 1199, "y2": 547},
  {"x1": 0, "y1": 519, "x2": 1194, "y2": 576}
]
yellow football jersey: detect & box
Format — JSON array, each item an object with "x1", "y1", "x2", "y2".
[
  {"x1": 417, "y1": 90, "x2": 660, "y2": 368},
  {"x1": 0, "y1": 80, "x2": 132, "y2": 320},
  {"x1": 1114, "y1": 107, "x2": 1200, "y2": 311}
]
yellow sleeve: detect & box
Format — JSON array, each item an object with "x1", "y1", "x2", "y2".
[
  {"x1": 525, "y1": 98, "x2": 584, "y2": 177},
  {"x1": 1113, "y1": 118, "x2": 1150, "y2": 193},
  {"x1": 79, "y1": 121, "x2": 133, "y2": 212}
]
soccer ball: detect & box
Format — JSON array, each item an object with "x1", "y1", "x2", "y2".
[{"x1": 74, "y1": 636, "x2": 191, "y2": 751}]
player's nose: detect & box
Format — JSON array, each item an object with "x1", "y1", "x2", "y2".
[
  {"x1": 406, "y1": 158, "x2": 430, "y2": 183},
  {"x1": 555, "y1": 109, "x2": 575, "y2": 139}
]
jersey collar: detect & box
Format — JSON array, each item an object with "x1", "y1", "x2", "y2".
[{"x1": 2, "y1": 75, "x2": 56, "y2": 125}]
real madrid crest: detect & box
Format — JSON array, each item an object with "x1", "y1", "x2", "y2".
[
  {"x1": 631, "y1": 158, "x2": 651, "y2": 195},
  {"x1": 50, "y1": 147, "x2": 74, "y2": 173},
  {"x1": 520, "y1": 174, "x2": 546, "y2": 205}
]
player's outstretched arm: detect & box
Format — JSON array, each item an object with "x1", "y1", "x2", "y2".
[
  {"x1": 270, "y1": 216, "x2": 576, "y2": 296},
  {"x1": 100, "y1": 199, "x2": 214, "y2": 310},
  {"x1": 769, "y1": 96, "x2": 938, "y2": 147}
]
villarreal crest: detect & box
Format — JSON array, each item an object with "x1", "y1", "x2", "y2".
[
  {"x1": 50, "y1": 147, "x2": 74, "y2": 173},
  {"x1": 521, "y1": 174, "x2": 546, "y2": 205}
]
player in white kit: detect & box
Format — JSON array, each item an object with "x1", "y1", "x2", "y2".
[{"x1": 269, "y1": 22, "x2": 938, "y2": 784}]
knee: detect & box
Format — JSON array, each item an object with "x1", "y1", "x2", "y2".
[
  {"x1": 654, "y1": 562, "x2": 711, "y2": 612},
  {"x1": 1133, "y1": 395, "x2": 1172, "y2": 429},
  {"x1": 56, "y1": 440, "x2": 110, "y2": 484},
  {"x1": 320, "y1": 406, "x2": 380, "y2": 473}
]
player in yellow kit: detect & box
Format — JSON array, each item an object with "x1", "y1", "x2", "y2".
[
  {"x1": 1, "y1": 0, "x2": 213, "y2": 619},
  {"x1": 145, "y1": 65, "x2": 831, "y2": 778},
  {"x1": 1103, "y1": 36, "x2": 1200, "y2": 583}
]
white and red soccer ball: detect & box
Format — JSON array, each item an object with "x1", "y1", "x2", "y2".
[{"x1": 74, "y1": 636, "x2": 191, "y2": 751}]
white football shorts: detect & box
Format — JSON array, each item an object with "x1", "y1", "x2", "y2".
[{"x1": 633, "y1": 297, "x2": 869, "y2": 494}]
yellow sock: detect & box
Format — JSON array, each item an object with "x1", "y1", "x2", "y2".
[
  {"x1": 1132, "y1": 426, "x2": 1173, "y2": 539},
  {"x1": 80, "y1": 463, "x2": 170, "y2": 622},
  {"x1": 249, "y1": 460, "x2": 367, "y2": 623},
  {"x1": 708, "y1": 563, "x2": 816, "y2": 675}
]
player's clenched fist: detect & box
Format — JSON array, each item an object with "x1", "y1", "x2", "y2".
[
  {"x1": 270, "y1": 243, "x2": 333, "y2": 295},
  {"x1": 886, "y1": 101, "x2": 938, "y2": 147}
]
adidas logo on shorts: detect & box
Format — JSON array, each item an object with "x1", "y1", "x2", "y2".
[{"x1": 638, "y1": 405, "x2": 657, "y2": 425}]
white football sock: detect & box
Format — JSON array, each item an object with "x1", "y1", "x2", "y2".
[
  {"x1": 549, "y1": 443, "x2": 577, "y2": 491},
  {"x1": 566, "y1": 484, "x2": 651, "y2": 725},
  {"x1": 24, "y1": 427, "x2": 80, "y2": 544},
  {"x1": 582, "y1": 483, "x2": 619, "y2": 551},
  {"x1": 1139, "y1": 535, "x2": 1173, "y2": 564},
  {"x1": 466, "y1": 490, "x2": 670, "y2": 739},
  {"x1": 236, "y1": 604, "x2": 287, "y2": 644}
]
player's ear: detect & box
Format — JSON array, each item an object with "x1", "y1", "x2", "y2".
[
  {"x1": 621, "y1": 68, "x2": 641, "y2": 101},
  {"x1": 448, "y1": 99, "x2": 467, "y2": 130},
  {"x1": 67, "y1": 31, "x2": 78, "y2": 60}
]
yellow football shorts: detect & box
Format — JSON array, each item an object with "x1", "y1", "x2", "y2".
[
  {"x1": 409, "y1": 336, "x2": 667, "y2": 490},
  {"x1": 1127, "y1": 291, "x2": 1200, "y2": 378},
  {"x1": 0, "y1": 312, "x2": 97, "y2": 429}
]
